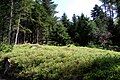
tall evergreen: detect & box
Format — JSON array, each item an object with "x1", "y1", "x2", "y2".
[
  {"x1": 48, "y1": 22, "x2": 70, "y2": 45},
  {"x1": 61, "y1": 13, "x2": 72, "y2": 43},
  {"x1": 91, "y1": 4, "x2": 103, "y2": 20},
  {"x1": 61, "y1": 13, "x2": 69, "y2": 28},
  {"x1": 74, "y1": 14, "x2": 91, "y2": 46},
  {"x1": 42, "y1": 0, "x2": 57, "y2": 16},
  {"x1": 91, "y1": 4, "x2": 111, "y2": 46}
]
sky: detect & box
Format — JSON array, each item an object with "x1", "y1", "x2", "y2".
[{"x1": 53, "y1": 0, "x2": 102, "y2": 19}]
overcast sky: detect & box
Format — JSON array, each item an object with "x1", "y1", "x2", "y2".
[{"x1": 53, "y1": 0, "x2": 102, "y2": 19}]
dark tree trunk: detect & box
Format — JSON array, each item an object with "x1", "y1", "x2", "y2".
[
  {"x1": 37, "y1": 28, "x2": 39, "y2": 43},
  {"x1": 8, "y1": 0, "x2": 13, "y2": 44},
  {"x1": 24, "y1": 32, "x2": 26, "y2": 43}
]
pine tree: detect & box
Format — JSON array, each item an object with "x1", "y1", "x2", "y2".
[
  {"x1": 91, "y1": 4, "x2": 113, "y2": 46},
  {"x1": 91, "y1": 4, "x2": 104, "y2": 20},
  {"x1": 42, "y1": 0, "x2": 57, "y2": 16},
  {"x1": 48, "y1": 22, "x2": 70, "y2": 45},
  {"x1": 61, "y1": 13, "x2": 69, "y2": 26},
  {"x1": 13, "y1": 0, "x2": 33, "y2": 44},
  {"x1": 75, "y1": 14, "x2": 91, "y2": 46}
]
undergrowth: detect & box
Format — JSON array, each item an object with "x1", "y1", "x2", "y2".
[{"x1": 0, "y1": 44, "x2": 120, "y2": 80}]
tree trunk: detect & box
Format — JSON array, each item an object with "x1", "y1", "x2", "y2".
[
  {"x1": 8, "y1": 0, "x2": 13, "y2": 44},
  {"x1": 36, "y1": 28, "x2": 39, "y2": 43},
  {"x1": 15, "y1": 18, "x2": 20, "y2": 45},
  {"x1": 109, "y1": 3, "x2": 112, "y2": 18},
  {"x1": 24, "y1": 31, "x2": 26, "y2": 43},
  {"x1": 104, "y1": 4, "x2": 107, "y2": 14}
]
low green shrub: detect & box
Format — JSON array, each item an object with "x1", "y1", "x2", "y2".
[
  {"x1": 0, "y1": 43, "x2": 13, "y2": 53},
  {"x1": 0, "y1": 44, "x2": 120, "y2": 80}
]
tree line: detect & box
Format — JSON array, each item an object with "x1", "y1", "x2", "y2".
[{"x1": 0, "y1": 0, "x2": 120, "y2": 50}]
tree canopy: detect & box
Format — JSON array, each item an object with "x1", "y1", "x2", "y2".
[{"x1": 1, "y1": 0, "x2": 120, "y2": 50}]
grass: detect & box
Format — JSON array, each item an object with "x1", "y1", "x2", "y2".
[{"x1": 0, "y1": 44, "x2": 120, "y2": 80}]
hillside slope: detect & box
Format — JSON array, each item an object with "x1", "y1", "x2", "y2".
[{"x1": 0, "y1": 44, "x2": 120, "y2": 80}]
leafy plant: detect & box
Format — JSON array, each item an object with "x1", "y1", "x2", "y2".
[
  {"x1": 0, "y1": 43, "x2": 13, "y2": 53},
  {"x1": 0, "y1": 44, "x2": 120, "y2": 79}
]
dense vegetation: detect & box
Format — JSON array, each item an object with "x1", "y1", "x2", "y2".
[
  {"x1": 0, "y1": 0, "x2": 120, "y2": 50},
  {"x1": 1, "y1": 0, "x2": 120, "y2": 79},
  {"x1": 0, "y1": 44, "x2": 120, "y2": 80}
]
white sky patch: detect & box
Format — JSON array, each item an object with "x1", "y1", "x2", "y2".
[{"x1": 53, "y1": 0, "x2": 102, "y2": 20}]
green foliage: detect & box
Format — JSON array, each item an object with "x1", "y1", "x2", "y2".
[
  {"x1": 47, "y1": 22, "x2": 70, "y2": 45},
  {"x1": 111, "y1": 24, "x2": 120, "y2": 47},
  {"x1": 91, "y1": 4, "x2": 103, "y2": 20},
  {"x1": 61, "y1": 13, "x2": 69, "y2": 28},
  {"x1": 42, "y1": 0, "x2": 57, "y2": 16},
  {"x1": 83, "y1": 55, "x2": 120, "y2": 80},
  {"x1": 90, "y1": 4, "x2": 114, "y2": 47},
  {"x1": 0, "y1": 43, "x2": 13, "y2": 53},
  {"x1": 74, "y1": 14, "x2": 91, "y2": 46},
  {"x1": 0, "y1": 0, "x2": 120, "y2": 48},
  {"x1": 0, "y1": 44, "x2": 120, "y2": 79}
]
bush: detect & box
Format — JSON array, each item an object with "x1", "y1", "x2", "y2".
[
  {"x1": 83, "y1": 55, "x2": 120, "y2": 80},
  {"x1": 0, "y1": 43, "x2": 13, "y2": 53},
  {"x1": 0, "y1": 44, "x2": 120, "y2": 80}
]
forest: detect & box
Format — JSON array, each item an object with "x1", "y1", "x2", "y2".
[
  {"x1": 0, "y1": 0, "x2": 120, "y2": 80},
  {"x1": 0, "y1": 0, "x2": 120, "y2": 51}
]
